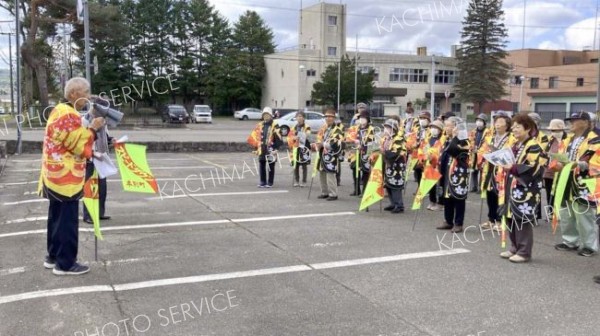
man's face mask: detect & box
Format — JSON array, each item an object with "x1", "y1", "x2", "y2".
[
  {"x1": 359, "y1": 118, "x2": 368, "y2": 126},
  {"x1": 551, "y1": 131, "x2": 563, "y2": 139},
  {"x1": 419, "y1": 119, "x2": 429, "y2": 127},
  {"x1": 476, "y1": 120, "x2": 485, "y2": 128},
  {"x1": 430, "y1": 128, "x2": 440, "y2": 137}
]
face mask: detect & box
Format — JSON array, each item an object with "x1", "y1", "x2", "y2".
[
  {"x1": 419, "y1": 119, "x2": 429, "y2": 127},
  {"x1": 384, "y1": 128, "x2": 392, "y2": 136},
  {"x1": 406, "y1": 113, "x2": 413, "y2": 118},
  {"x1": 551, "y1": 131, "x2": 563, "y2": 139},
  {"x1": 359, "y1": 118, "x2": 368, "y2": 126},
  {"x1": 430, "y1": 128, "x2": 440, "y2": 137},
  {"x1": 476, "y1": 121, "x2": 484, "y2": 128}
]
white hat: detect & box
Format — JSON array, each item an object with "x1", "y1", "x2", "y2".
[{"x1": 262, "y1": 107, "x2": 273, "y2": 117}]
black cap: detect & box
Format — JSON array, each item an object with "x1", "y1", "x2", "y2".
[
  {"x1": 565, "y1": 111, "x2": 591, "y2": 122},
  {"x1": 441, "y1": 111, "x2": 456, "y2": 120}
]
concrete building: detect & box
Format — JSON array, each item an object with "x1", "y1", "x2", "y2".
[
  {"x1": 503, "y1": 49, "x2": 600, "y2": 122},
  {"x1": 261, "y1": 1, "x2": 466, "y2": 120}
]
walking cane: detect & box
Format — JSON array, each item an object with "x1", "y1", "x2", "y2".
[{"x1": 411, "y1": 207, "x2": 421, "y2": 231}]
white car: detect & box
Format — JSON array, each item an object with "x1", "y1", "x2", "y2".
[
  {"x1": 234, "y1": 108, "x2": 262, "y2": 120},
  {"x1": 192, "y1": 105, "x2": 212, "y2": 123},
  {"x1": 277, "y1": 111, "x2": 326, "y2": 136}
]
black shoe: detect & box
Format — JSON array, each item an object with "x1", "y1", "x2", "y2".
[
  {"x1": 83, "y1": 218, "x2": 93, "y2": 225},
  {"x1": 317, "y1": 194, "x2": 329, "y2": 199},
  {"x1": 53, "y1": 263, "x2": 90, "y2": 276},
  {"x1": 43, "y1": 256, "x2": 55, "y2": 269},
  {"x1": 594, "y1": 275, "x2": 600, "y2": 284},
  {"x1": 326, "y1": 196, "x2": 338, "y2": 201},
  {"x1": 555, "y1": 243, "x2": 578, "y2": 251},
  {"x1": 350, "y1": 192, "x2": 358, "y2": 196},
  {"x1": 578, "y1": 248, "x2": 595, "y2": 257},
  {"x1": 391, "y1": 207, "x2": 404, "y2": 214},
  {"x1": 384, "y1": 205, "x2": 395, "y2": 211},
  {"x1": 100, "y1": 216, "x2": 111, "y2": 220}
]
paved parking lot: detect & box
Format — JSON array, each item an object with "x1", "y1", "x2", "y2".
[{"x1": 1, "y1": 152, "x2": 600, "y2": 336}]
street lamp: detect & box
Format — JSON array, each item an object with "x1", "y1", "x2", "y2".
[
  {"x1": 518, "y1": 75, "x2": 526, "y2": 113},
  {"x1": 298, "y1": 65, "x2": 305, "y2": 111}
]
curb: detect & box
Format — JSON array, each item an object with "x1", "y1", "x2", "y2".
[{"x1": 4, "y1": 140, "x2": 265, "y2": 154}]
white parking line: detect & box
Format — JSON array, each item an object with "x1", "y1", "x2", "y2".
[
  {"x1": 11, "y1": 166, "x2": 214, "y2": 173},
  {"x1": 0, "y1": 211, "x2": 356, "y2": 239},
  {"x1": 2, "y1": 190, "x2": 290, "y2": 206},
  {"x1": 149, "y1": 190, "x2": 288, "y2": 200},
  {"x1": 0, "y1": 248, "x2": 470, "y2": 305},
  {"x1": 0, "y1": 267, "x2": 26, "y2": 277}
]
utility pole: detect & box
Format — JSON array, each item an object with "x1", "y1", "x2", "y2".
[
  {"x1": 15, "y1": 0, "x2": 22, "y2": 154},
  {"x1": 353, "y1": 34, "x2": 357, "y2": 113},
  {"x1": 430, "y1": 55, "x2": 435, "y2": 117},
  {"x1": 84, "y1": 0, "x2": 91, "y2": 90},
  {"x1": 522, "y1": 0, "x2": 526, "y2": 49}
]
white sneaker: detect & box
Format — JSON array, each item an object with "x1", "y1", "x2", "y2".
[
  {"x1": 430, "y1": 204, "x2": 442, "y2": 211},
  {"x1": 293, "y1": 183, "x2": 299, "y2": 187},
  {"x1": 509, "y1": 254, "x2": 529, "y2": 263},
  {"x1": 499, "y1": 251, "x2": 514, "y2": 259}
]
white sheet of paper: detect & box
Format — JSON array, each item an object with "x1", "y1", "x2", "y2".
[
  {"x1": 93, "y1": 153, "x2": 118, "y2": 178},
  {"x1": 116, "y1": 135, "x2": 129, "y2": 143},
  {"x1": 483, "y1": 148, "x2": 515, "y2": 166}
]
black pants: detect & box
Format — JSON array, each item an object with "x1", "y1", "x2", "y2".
[
  {"x1": 83, "y1": 161, "x2": 107, "y2": 221},
  {"x1": 544, "y1": 178, "x2": 554, "y2": 211},
  {"x1": 336, "y1": 164, "x2": 341, "y2": 186},
  {"x1": 429, "y1": 184, "x2": 439, "y2": 204},
  {"x1": 444, "y1": 197, "x2": 466, "y2": 227},
  {"x1": 508, "y1": 217, "x2": 534, "y2": 258},
  {"x1": 486, "y1": 190, "x2": 500, "y2": 222},
  {"x1": 47, "y1": 200, "x2": 80, "y2": 270},
  {"x1": 351, "y1": 166, "x2": 369, "y2": 194},
  {"x1": 259, "y1": 159, "x2": 276, "y2": 186},
  {"x1": 294, "y1": 164, "x2": 308, "y2": 184},
  {"x1": 414, "y1": 167, "x2": 423, "y2": 184},
  {"x1": 470, "y1": 170, "x2": 480, "y2": 191},
  {"x1": 386, "y1": 186, "x2": 404, "y2": 209}
]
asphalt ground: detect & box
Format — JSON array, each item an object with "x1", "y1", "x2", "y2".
[{"x1": 1, "y1": 152, "x2": 600, "y2": 336}]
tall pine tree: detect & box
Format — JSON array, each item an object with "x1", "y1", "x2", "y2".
[
  {"x1": 231, "y1": 11, "x2": 275, "y2": 109},
  {"x1": 455, "y1": 0, "x2": 509, "y2": 113}
]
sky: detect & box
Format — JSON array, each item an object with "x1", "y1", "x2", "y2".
[{"x1": 0, "y1": 0, "x2": 598, "y2": 70}]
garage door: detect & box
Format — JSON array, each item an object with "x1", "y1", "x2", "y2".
[
  {"x1": 534, "y1": 103, "x2": 567, "y2": 123},
  {"x1": 570, "y1": 103, "x2": 597, "y2": 113}
]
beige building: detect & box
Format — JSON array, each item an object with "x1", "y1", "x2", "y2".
[
  {"x1": 503, "y1": 49, "x2": 600, "y2": 122},
  {"x1": 261, "y1": 2, "x2": 467, "y2": 119}
]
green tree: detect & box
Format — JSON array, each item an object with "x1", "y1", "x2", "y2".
[
  {"x1": 455, "y1": 0, "x2": 509, "y2": 113},
  {"x1": 311, "y1": 55, "x2": 375, "y2": 109},
  {"x1": 230, "y1": 10, "x2": 275, "y2": 109},
  {"x1": 205, "y1": 13, "x2": 235, "y2": 113}
]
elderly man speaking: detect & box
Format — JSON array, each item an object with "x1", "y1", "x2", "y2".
[{"x1": 38, "y1": 77, "x2": 105, "y2": 275}]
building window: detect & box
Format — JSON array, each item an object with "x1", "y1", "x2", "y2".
[
  {"x1": 358, "y1": 66, "x2": 379, "y2": 81},
  {"x1": 549, "y1": 76, "x2": 558, "y2": 88},
  {"x1": 435, "y1": 70, "x2": 457, "y2": 84},
  {"x1": 328, "y1": 47, "x2": 337, "y2": 56},
  {"x1": 306, "y1": 69, "x2": 316, "y2": 77},
  {"x1": 514, "y1": 76, "x2": 523, "y2": 85},
  {"x1": 390, "y1": 68, "x2": 428, "y2": 83},
  {"x1": 576, "y1": 77, "x2": 584, "y2": 87},
  {"x1": 451, "y1": 103, "x2": 461, "y2": 113},
  {"x1": 530, "y1": 77, "x2": 539, "y2": 89},
  {"x1": 305, "y1": 100, "x2": 311, "y2": 107},
  {"x1": 328, "y1": 15, "x2": 337, "y2": 26}
]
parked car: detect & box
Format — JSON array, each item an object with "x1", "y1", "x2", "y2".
[
  {"x1": 277, "y1": 111, "x2": 326, "y2": 136},
  {"x1": 234, "y1": 107, "x2": 262, "y2": 120},
  {"x1": 192, "y1": 105, "x2": 213, "y2": 123},
  {"x1": 0, "y1": 107, "x2": 5, "y2": 115},
  {"x1": 162, "y1": 104, "x2": 190, "y2": 123}
]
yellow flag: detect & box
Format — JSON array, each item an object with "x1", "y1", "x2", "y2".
[
  {"x1": 83, "y1": 169, "x2": 102, "y2": 240},
  {"x1": 411, "y1": 166, "x2": 441, "y2": 210},
  {"x1": 312, "y1": 152, "x2": 320, "y2": 177},
  {"x1": 359, "y1": 155, "x2": 384, "y2": 211},
  {"x1": 115, "y1": 143, "x2": 158, "y2": 193}
]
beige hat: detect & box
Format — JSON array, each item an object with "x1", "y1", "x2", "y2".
[
  {"x1": 430, "y1": 120, "x2": 444, "y2": 130},
  {"x1": 546, "y1": 119, "x2": 565, "y2": 131}
]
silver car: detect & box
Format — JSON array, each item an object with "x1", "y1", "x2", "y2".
[{"x1": 277, "y1": 111, "x2": 326, "y2": 136}]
